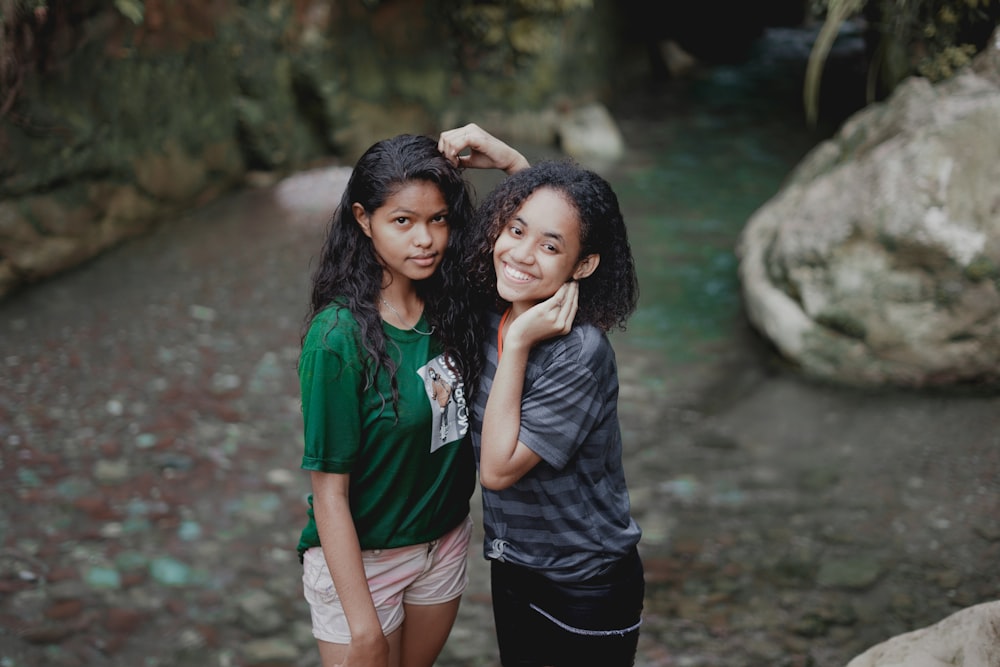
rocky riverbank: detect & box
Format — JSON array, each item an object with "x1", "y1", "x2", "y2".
[{"x1": 2, "y1": 169, "x2": 998, "y2": 667}]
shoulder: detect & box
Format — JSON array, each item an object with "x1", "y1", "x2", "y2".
[
  {"x1": 532, "y1": 322, "x2": 613, "y2": 371},
  {"x1": 550, "y1": 322, "x2": 610, "y2": 359},
  {"x1": 303, "y1": 304, "x2": 360, "y2": 353}
]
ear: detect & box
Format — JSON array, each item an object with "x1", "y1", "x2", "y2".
[
  {"x1": 353, "y1": 203, "x2": 372, "y2": 238},
  {"x1": 573, "y1": 253, "x2": 600, "y2": 280}
]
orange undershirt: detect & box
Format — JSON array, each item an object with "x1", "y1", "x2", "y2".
[{"x1": 497, "y1": 307, "x2": 512, "y2": 362}]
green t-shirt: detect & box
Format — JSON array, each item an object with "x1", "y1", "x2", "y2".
[{"x1": 296, "y1": 305, "x2": 474, "y2": 557}]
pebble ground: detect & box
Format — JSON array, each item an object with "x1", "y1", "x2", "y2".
[{"x1": 1, "y1": 170, "x2": 998, "y2": 667}]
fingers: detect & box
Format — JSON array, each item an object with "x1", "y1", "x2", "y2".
[
  {"x1": 437, "y1": 123, "x2": 484, "y2": 167},
  {"x1": 554, "y1": 282, "x2": 579, "y2": 331},
  {"x1": 549, "y1": 282, "x2": 570, "y2": 309},
  {"x1": 507, "y1": 282, "x2": 578, "y2": 348},
  {"x1": 437, "y1": 123, "x2": 527, "y2": 173},
  {"x1": 544, "y1": 282, "x2": 578, "y2": 333}
]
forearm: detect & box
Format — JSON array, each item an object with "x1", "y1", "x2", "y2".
[
  {"x1": 480, "y1": 344, "x2": 538, "y2": 490},
  {"x1": 310, "y1": 473, "x2": 384, "y2": 647},
  {"x1": 501, "y1": 150, "x2": 530, "y2": 175},
  {"x1": 437, "y1": 123, "x2": 529, "y2": 174}
]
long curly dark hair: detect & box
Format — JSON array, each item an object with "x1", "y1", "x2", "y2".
[
  {"x1": 303, "y1": 134, "x2": 482, "y2": 407},
  {"x1": 466, "y1": 159, "x2": 638, "y2": 332}
]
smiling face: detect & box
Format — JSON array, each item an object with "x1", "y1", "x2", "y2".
[
  {"x1": 354, "y1": 180, "x2": 450, "y2": 287},
  {"x1": 492, "y1": 187, "x2": 599, "y2": 317}
]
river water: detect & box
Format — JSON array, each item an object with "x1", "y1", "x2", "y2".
[
  {"x1": 440, "y1": 26, "x2": 999, "y2": 667},
  {"x1": 584, "y1": 27, "x2": 1000, "y2": 667},
  {"x1": 0, "y1": 26, "x2": 998, "y2": 667}
]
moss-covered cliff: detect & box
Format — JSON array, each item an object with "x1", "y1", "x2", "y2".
[{"x1": 0, "y1": 0, "x2": 623, "y2": 297}]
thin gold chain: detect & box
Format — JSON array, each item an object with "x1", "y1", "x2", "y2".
[{"x1": 380, "y1": 297, "x2": 435, "y2": 335}]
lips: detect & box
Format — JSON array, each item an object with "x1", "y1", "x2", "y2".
[{"x1": 411, "y1": 254, "x2": 438, "y2": 267}]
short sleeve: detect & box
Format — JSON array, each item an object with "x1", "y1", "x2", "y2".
[
  {"x1": 516, "y1": 350, "x2": 603, "y2": 470},
  {"x1": 299, "y1": 310, "x2": 363, "y2": 473}
]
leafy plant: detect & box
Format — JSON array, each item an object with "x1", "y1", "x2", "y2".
[{"x1": 1, "y1": 0, "x2": 52, "y2": 118}]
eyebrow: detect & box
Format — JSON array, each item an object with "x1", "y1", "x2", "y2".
[
  {"x1": 513, "y1": 215, "x2": 565, "y2": 245},
  {"x1": 388, "y1": 206, "x2": 449, "y2": 217}
]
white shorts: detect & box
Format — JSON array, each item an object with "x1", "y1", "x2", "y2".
[{"x1": 301, "y1": 515, "x2": 473, "y2": 644}]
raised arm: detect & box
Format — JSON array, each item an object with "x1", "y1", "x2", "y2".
[
  {"x1": 438, "y1": 123, "x2": 529, "y2": 175},
  {"x1": 479, "y1": 282, "x2": 578, "y2": 490}
]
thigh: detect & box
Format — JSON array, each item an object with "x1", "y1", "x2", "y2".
[
  {"x1": 316, "y1": 627, "x2": 402, "y2": 667},
  {"x1": 491, "y1": 550, "x2": 645, "y2": 667},
  {"x1": 544, "y1": 551, "x2": 645, "y2": 667},
  {"x1": 544, "y1": 549, "x2": 645, "y2": 633},
  {"x1": 403, "y1": 515, "x2": 473, "y2": 606},
  {"x1": 398, "y1": 597, "x2": 462, "y2": 667},
  {"x1": 490, "y1": 560, "x2": 552, "y2": 667},
  {"x1": 397, "y1": 518, "x2": 473, "y2": 667},
  {"x1": 556, "y1": 624, "x2": 641, "y2": 667},
  {"x1": 302, "y1": 544, "x2": 426, "y2": 644}
]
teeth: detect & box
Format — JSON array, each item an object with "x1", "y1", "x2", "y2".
[{"x1": 505, "y1": 264, "x2": 532, "y2": 281}]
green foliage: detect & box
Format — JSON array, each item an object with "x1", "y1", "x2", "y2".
[
  {"x1": 1, "y1": 0, "x2": 52, "y2": 118},
  {"x1": 805, "y1": 0, "x2": 999, "y2": 126},
  {"x1": 1, "y1": 0, "x2": 150, "y2": 120},
  {"x1": 964, "y1": 255, "x2": 999, "y2": 281}
]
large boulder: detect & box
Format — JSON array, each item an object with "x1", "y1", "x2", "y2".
[
  {"x1": 737, "y1": 28, "x2": 1000, "y2": 387},
  {"x1": 844, "y1": 600, "x2": 1000, "y2": 667}
]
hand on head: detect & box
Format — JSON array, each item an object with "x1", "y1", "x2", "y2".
[{"x1": 438, "y1": 123, "x2": 530, "y2": 175}]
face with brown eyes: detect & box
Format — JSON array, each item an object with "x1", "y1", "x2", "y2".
[
  {"x1": 354, "y1": 180, "x2": 451, "y2": 285},
  {"x1": 492, "y1": 187, "x2": 599, "y2": 318}
]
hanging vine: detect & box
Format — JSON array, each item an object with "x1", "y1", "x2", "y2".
[{"x1": 804, "y1": 0, "x2": 1000, "y2": 126}]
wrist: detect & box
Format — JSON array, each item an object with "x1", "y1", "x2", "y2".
[
  {"x1": 350, "y1": 628, "x2": 387, "y2": 648},
  {"x1": 504, "y1": 153, "x2": 530, "y2": 174},
  {"x1": 500, "y1": 333, "x2": 532, "y2": 356}
]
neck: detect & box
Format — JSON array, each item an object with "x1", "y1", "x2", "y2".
[
  {"x1": 505, "y1": 301, "x2": 537, "y2": 323},
  {"x1": 380, "y1": 283, "x2": 420, "y2": 314},
  {"x1": 379, "y1": 289, "x2": 432, "y2": 334}
]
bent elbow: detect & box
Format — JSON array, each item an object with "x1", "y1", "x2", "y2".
[{"x1": 479, "y1": 470, "x2": 513, "y2": 491}]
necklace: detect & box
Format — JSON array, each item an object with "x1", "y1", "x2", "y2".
[{"x1": 380, "y1": 297, "x2": 435, "y2": 335}]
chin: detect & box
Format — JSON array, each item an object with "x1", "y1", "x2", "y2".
[
  {"x1": 409, "y1": 268, "x2": 439, "y2": 282},
  {"x1": 496, "y1": 275, "x2": 524, "y2": 296},
  {"x1": 495, "y1": 285, "x2": 517, "y2": 303}
]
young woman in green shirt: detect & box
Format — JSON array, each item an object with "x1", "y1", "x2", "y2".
[{"x1": 297, "y1": 126, "x2": 527, "y2": 667}]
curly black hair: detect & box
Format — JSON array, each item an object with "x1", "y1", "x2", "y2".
[
  {"x1": 465, "y1": 159, "x2": 638, "y2": 332},
  {"x1": 303, "y1": 134, "x2": 483, "y2": 407}
]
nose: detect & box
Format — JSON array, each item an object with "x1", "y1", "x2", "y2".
[
  {"x1": 507, "y1": 239, "x2": 534, "y2": 265},
  {"x1": 412, "y1": 222, "x2": 433, "y2": 247}
]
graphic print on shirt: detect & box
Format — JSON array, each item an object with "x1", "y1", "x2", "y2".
[{"x1": 419, "y1": 354, "x2": 468, "y2": 452}]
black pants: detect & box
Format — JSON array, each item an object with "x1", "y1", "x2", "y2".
[{"x1": 490, "y1": 547, "x2": 644, "y2": 667}]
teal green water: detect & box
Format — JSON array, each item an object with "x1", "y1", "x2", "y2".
[
  {"x1": 608, "y1": 59, "x2": 827, "y2": 363},
  {"x1": 466, "y1": 32, "x2": 849, "y2": 368}
]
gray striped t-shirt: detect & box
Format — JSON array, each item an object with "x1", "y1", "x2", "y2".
[{"x1": 471, "y1": 310, "x2": 642, "y2": 583}]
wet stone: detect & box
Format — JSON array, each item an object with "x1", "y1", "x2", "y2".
[
  {"x1": 236, "y1": 589, "x2": 284, "y2": 634},
  {"x1": 242, "y1": 637, "x2": 298, "y2": 664},
  {"x1": 148, "y1": 557, "x2": 193, "y2": 586},
  {"x1": 104, "y1": 607, "x2": 146, "y2": 634},
  {"x1": 816, "y1": 556, "x2": 885, "y2": 590},
  {"x1": 44, "y1": 599, "x2": 85, "y2": 621},
  {"x1": 83, "y1": 566, "x2": 122, "y2": 590}
]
